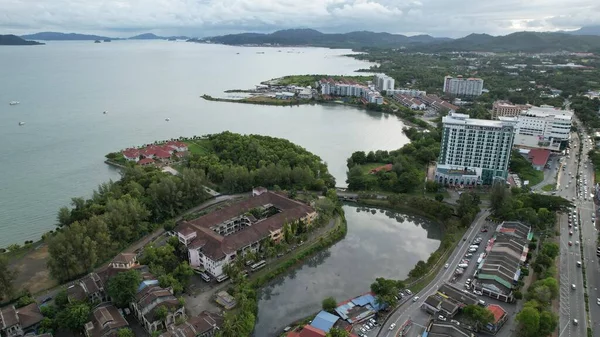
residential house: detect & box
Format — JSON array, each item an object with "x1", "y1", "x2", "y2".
[
  {"x1": 0, "y1": 304, "x2": 44, "y2": 337},
  {"x1": 67, "y1": 272, "x2": 106, "y2": 303},
  {"x1": 131, "y1": 285, "x2": 185, "y2": 334},
  {"x1": 426, "y1": 320, "x2": 475, "y2": 337},
  {"x1": 110, "y1": 253, "x2": 138, "y2": 270},
  {"x1": 84, "y1": 303, "x2": 129, "y2": 337},
  {"x1": 165, "y1": 141, "x2": 188, "y2": 153},
  {"x1": 122, "y1": 149, "x2": 140, "y2": 162},
  {"x1": 175, "y1": 189, "x2": 316, "y2": 278},
  {"x1": 159, "y1": 311, "x2": 224, "y2": 337},
  {"x1": 138, "y1": 158, "x2": 155, "y2": 166},
  {"x1": 485, "y1": 304, "x2": 508, "y2": 334}
]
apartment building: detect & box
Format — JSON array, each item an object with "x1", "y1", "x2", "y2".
[
  {"x1": 491, "y1": 101, "x2": 530, "y2": 119},
  {"x1": 373, "y1": 74, "x2": 395, "y2": 91},
  {"x1": 176, "y1": 188, "x2": 316, "y2": 278},
  {"x1": 435, "y1": 112, "x2": 517, "y2": 186},
  {"x1": 443, "y1": 75, "x2": 484, "y2": 97},
  {"x1": 510, "y1": 105, "x2": 572, "y2": 151},
  {"x1": 319, "y1": 78, "x2": 384, "y2": 105}
]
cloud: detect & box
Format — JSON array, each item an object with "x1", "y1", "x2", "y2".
[{"x1": 0, "y1": 0, "x2": 599, "y2": 37}]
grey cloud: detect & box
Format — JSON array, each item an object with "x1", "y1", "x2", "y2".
[{"x1": 0, "y1": 0, "x2": 599, "y2": 38}]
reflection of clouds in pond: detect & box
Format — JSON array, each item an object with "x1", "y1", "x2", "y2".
[{"x1": 253, "y1": 204, "x2": 442, "y2": 337}]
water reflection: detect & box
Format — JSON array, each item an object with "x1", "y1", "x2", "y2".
[{"x1": 253, "y1": 204, "x2": 442, "y2": 337}]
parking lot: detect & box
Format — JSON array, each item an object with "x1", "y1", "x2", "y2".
[{"x1": 449, "y1": 221, "x2": 496, "y2": 291}]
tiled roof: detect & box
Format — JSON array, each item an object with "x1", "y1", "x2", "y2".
[
  {"x1": 138, "y1": 158, "x2": 155, "y2": 165},
  {"x1": 112, "y1": 253, "x2": 137, "y2": 265},
  {"x1": 159, "y1": 311, "x2": 223, "y2": 337},
  {"x1": 15, "y1": 303, "x2": 44, "y2": 329},
  {"x1": 487, "y1": 304, "x2": 506, "y2": 323},
  {"x1": 528, "y1": 148, "x2": 551, "y2": 166},
  {"x1": 67, "y1": 284, "x2": 87, "y2": 302},
  {"x1": 88, "y1": 304, "x2": 128, "y2": 337},
  {"x1": 177, "y1": 191, "x2": 314, "y2": 260},
  {"x1": 0, "y1": 306, "x2": 18, "y2": 328}
]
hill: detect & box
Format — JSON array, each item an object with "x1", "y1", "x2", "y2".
[
  {"x1": 21, "y1": 32, "x2": 115, "y2": 41},
  {"x1": 410, "y1": 31, "x2": 600, "y2": 52},
  {"x1": 191, "y1": 28, "x2": 446, "y2": 48},
  {"x1": 128, "y1": 33, "x2": 190, "y2": 40},
  {"x1": 0, "y1": 35, "x2": 44, "y2": 45}
]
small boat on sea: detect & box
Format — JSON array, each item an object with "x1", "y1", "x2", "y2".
[
  {"x1": 9, "y1": 101, "x2": 19, "y2": 105},
  {"x1": 103, "y1": 111, "x2": 108, "y2": 114},
  {"x1": 165, "y1": 118, "x2": 170, "y2": 122},
  {"x1": 94, "y1": 40, "x2": 101, "y2": 43},
  {"x1": 18, "y1": 122, "x2": 25, "y2": 126}
]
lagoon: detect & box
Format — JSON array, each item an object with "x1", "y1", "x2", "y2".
[
  {"x1": 0, "y1": 41, "x2": 411, "y2": 248},
  {"x1": 253, "y1": 204, "x2": 442, "y2": 337}
]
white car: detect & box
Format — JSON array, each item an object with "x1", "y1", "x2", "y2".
[
  {"x1": 597, "y1": 298, "x2": 600, "y2": 305},
  {"x1": 413, "y1": 296, "x2": 420, "y2": 302},
  {"x1": 389, "y1": 323, "x2": 396, "y2": 330},
  {"x1": 445, "y1": 263, "x2": 449, "y2": 269}
]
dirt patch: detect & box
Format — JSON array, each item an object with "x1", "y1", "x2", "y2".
[{"x1": 9, "y1": 244, "x2": 57, "y2": 295}]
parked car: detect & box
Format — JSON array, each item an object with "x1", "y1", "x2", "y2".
[
  {"x1": 405, "y1": 289, "x2": 412, "y2": 295},
  {"x1": 444, "y1": 263, "x2": 449, "y2": 269},
  {"x1": 438, "y1": 315, "x2": 447, "y2": 321},
  {"x1": 412, "y1": 296, "x2": 420, "y2": 302},
  {"x1": 389, "y1": 323, "x2": 396, "y2": 330}
]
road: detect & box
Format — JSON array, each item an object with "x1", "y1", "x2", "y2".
[
  {"x1": 572, "y1": 123, "x2": 600, "y2": 337},
  {"x1": 557, "y1": 130, "x2": 588, "y2": 337},
  {"x1": 375, "y1": 209, "x2": 490, "y2": 337}
]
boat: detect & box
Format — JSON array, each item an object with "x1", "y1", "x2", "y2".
[
  {"x1": 9, "y1": 101, "x2": 19, "y2": 105},
  {"x1": 103, "y1": 39, "x2": 111, "y2": 42},
  {"x1": 165, "y1": 118, "x2": 170, "y2": 122},
  {"x1": 94, "y1": 40, "x2": 101, "y2": 43},
  {"x1": 18, "y1": 122, "x2": 25, "y2": 126},
  {"x1": 168, "y1": 38, "x2": 176, "y2": 41},
  {"x1": 103, "y1": 111, "x2": 107, "y2": 114}
]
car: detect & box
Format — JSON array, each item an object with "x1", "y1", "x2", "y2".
[
  {"x1": 467, "y1": 278, "x2": 472, "y2": 283},
  {"x1": 573, "y1": 319, "x2": 579, "y2": 325},
  {"x1": 569, "y1": 223, "x2": 573, "y2": 227},
  {"x1": 41, "y1": 297, "x2": 53, "y2": 304},
  {"x1": 576, "y1": 241, "x2": 580, "y2": 245},
  {"x1": 405, "y1": 289, "x2": 412, "y2": 295},
  {"x1": 413, "y1": 296, "x2": 420, "y2": 302},
  {"x1": 438, "y1": 315, "x2": 447, "y2": 321},
  {"x1": 572, "y1": 284, "x2": 576, "y2": 290},
  {"x1": 450, "y1": 319, "x2": 460, "y2": 326},
  {"x1": 468, "y1": 248, "x2": 477, "y2": 252},
  {"x1": 389, "y1": 323, "x2": 396, "y2": 330},
  {"x1": 569, "y1": 231, "x2": 573, "y2": 236},
  {"x1": 481, "y1": 228, "x2": 488, "y2": 232},
  {"x1": 445, "y1": 263, "x2": 449, "y2": 269},
  {"x1": 597, "y1": 298, "x2": 600, "y2": 305},
  {"x1": 569, "y1": 241, "x2": 573, "y2": 246}
]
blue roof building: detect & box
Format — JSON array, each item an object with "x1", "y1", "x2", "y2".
[{"x1": 310, "y1": 311, "x2": 339, "y2": 333}]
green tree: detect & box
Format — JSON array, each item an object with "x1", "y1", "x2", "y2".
[
  {"x1": 54, "y1": 290, "x2": 69, "y2": 309},
  {"x1": 38, "y1": 317, "x2": 55, "y2": 334},
  {"x1": 370, "y1": 278, "x2": 404, "y2": 307},
  {"x1": 15, "y1": 295, "x2": 35, "y2": 308},
  {"x1": 117, "y1": 328, "x2": 135, "y2": 337},
  {"x1": 540, "y1": 242, "x2": 559, "y2": 260},
  {"x1": 154, "y1": 305, "x2": 168, "y2": 321},
  {"x1": 462, "y1": 304, "x2": 494, "y2": 329},
  {"x1": 0, "y1": 255, "x2": 16, "y2": 301},
  {"x1": 434, "y1": 193, "x2": 444, "y2": 202},
  {"x1": 57, "y1": 303, "x2": 91, "y2": 332},
  {"x1": 322, "y1": 296, "x2": 337, "y2": 312},
  {"x1": 538, "y1": 311, "x2": 558, "y2": 336},
  {"x1": 326, "y1": 328, "x2": 350, "y2": 337},
  {"x1": 516, "y1": 305, "x2": 540, "y2": 337},
  {"x1": 107, "y1": 270, "x2": 142, "y2": 307}
]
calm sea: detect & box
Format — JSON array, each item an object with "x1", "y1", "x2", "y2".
[{"x1": 0, "y1": 41, "x2": 409, "y2": 247}]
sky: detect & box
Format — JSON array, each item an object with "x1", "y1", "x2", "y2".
[{"x1": 1, "y1": 0, "x2": 600, "y2": 38}]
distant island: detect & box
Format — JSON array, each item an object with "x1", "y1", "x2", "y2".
[
  {"x1": 20, "y1": 32, "x2": 117, "y2": 41},
  {"x1": 0, "y1": 35, "x2": 44, "y2": 46},
  {"x1": 19, "y1": 31, "x2": 190, "y2": 41},
  {"x1": 190, "y1": 28, "x2": 600, "y2": 52}
]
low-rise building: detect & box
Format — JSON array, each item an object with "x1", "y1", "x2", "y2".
[
  {"x1": 393, "y1": 94, "x2": 426, "y2": 110},
  {"x1": 491, "y1": 101, "x2": 529, "y2": 119},
  {"x1": 214, "y1": 291, "x2": 236, "y2": 310},
  {"x1": 334, "y1": 293, "x2": 384, "y2": 324},
  {"x1": 131, "y1": 285, "x2": 185, "y2": 333},
  {"x1": 0, "y1": 304, "x2": 44, "y2": 337},
  {"x1": 159, "y1": 311, "x2": 223, "y2": 337},
  {"x1": 420, "y1": 95, "x2": 459, "y2": 113},
  {"x1": 175, "y1": 189, "x2": 316, "y2": 278},
  {"x1": 426, "y1": 320, "x2": 475, "y2": 337},
  {"x1": 485, "y1": 304, "x2": 508, "y2": 334},
  {"x1": 84, "y1": 303, "x2": 129, "y2": 337},
  {"x1": 67, "y1": 272, "x2": 106, "y2": 303}
]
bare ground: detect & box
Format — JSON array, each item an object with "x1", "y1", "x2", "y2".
[{"x1": 9, "y1": 244, "x2": 58, "y2": 295}]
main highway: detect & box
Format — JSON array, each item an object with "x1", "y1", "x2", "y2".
[
  {"x1": 375, "y1": 209, "x2": 489, "y2": 337},
  {"x1": 572, "y1": 121, "x2": 600, "y2": 337},
  {"x1": 556, "y1": 130, "x2": 587, "y2": 337}
]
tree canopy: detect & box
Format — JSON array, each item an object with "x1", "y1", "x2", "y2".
[
  {"x1": 370, "y1": 277, "x2": 405, "y2": 307},
  {"x1": 322, "y1": 296, "x2": 337, "y2": 312},
  {"x1": 0, "y1": 255, "x2": 16, "y2": 301},
  {"x1": 107, "y1": 270, "x2": 142, "y2": 307}
]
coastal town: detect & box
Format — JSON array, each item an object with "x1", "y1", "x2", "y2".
[{"x1": 2, "y1": 42, "x2": 600, "y2": 337}]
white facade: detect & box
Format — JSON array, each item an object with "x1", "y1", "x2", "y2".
[
  {"x1": 319, "y1": 79, "x2": 384, "y2": 105},
  {"x1": 373, "y1": 74, "x2": 395, "y2": 92},
  {"x1": 512, "y1": 106, "x2": 572, "y2": 151},
  {"x1": 387, "y1": 89, "x2": 426, "y2": 97},
  {"x1": 443, "y1": 76, "x2": 484, "y2": 96},
  {"x1": 435, "y1": 113, "x2": 517, "y2": 185}
]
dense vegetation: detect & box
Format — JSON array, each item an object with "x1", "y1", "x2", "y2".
[
  {"x1": 370, "y1": 277, "x2": 405, "y2": 308},
  {"x1": 0, "y1": 255, "x2": 15, "y2": 301},
  {"x1": 270, "y1": 74, "x2": 371, "y2": 87},
  {"x1": 0, "y1": 34, "x2": 44, "y2": 45},
  {"x1": 571, "y1": 96, "x2": 600, "y2": 130},
  {"x1": 490, "y1": 184, "x2": 572, "y2": 232},
  {"x1": 346, "y1": 127, "x2": 439, "y2": 192},
  {"x1": 48, "y1": 132, "x2": 334, "y2": 283},
  {"x1": 186, "y1": 132, "x2": 335, "y2": 193}
]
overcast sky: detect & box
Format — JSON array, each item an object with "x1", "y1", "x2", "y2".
[{"x1": 1, "y1": 0, "x2": 599, "y2": 38}]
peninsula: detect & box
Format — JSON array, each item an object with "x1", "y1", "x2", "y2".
[{"x1": 0, "y1": 34, "x2": 44, "y2": 45}]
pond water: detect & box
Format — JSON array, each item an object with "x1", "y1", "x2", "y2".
[{"x1": 253, "y1": 204, "x2": 442, "y2": 336}]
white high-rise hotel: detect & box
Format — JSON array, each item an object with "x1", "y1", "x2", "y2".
[
  {"x1": 443, "y1": 75, "x2": 484, "y2": 96},
  {"x1": 435, "y1": 113, "x2": 517, "y2": 186}
]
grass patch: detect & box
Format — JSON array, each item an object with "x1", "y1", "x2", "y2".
[
  {"x1": 509, "y1": 150, "x2": 545, "y2": 186},
  {"x1": 183, "y1": 139, "x2": 211, "y2": 155},
  {"x1": 542, "y1": 184, "x2": 556, "y2": 192},
  {"x1": 270, "y1": 74, "x2": 371, "y2": 87},
  {"x1": 357, "y1": 162, "x2": 388, "y2": 174}
]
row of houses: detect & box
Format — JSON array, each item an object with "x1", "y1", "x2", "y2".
[
  {"x1": 318, "y1": 78, "x2": 384, "y2": 105},
  {"x1": 419, "y1": 95, "x2": 460, "y2": 113},
  {"x1": 0, "y1": 251, "x2": 223, "y2": 337},
  {"x1": 121, "y1": 141, "x2": 189, "y2": 166},
  {"x1": 472, "y1": 221, "x2": 533, "y2": 303}
]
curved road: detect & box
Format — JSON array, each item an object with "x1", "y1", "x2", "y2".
[{"x1": 375, "y1": 209, "x2": 490, "y2": 337}]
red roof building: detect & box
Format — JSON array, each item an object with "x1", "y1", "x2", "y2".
[
  {"x1": 138, "y1": 158, "x2": 155, "y2": 166},
  {"x1": 486, "y1": 304, "x2": 508, "y2": 333},
  {"x1": 369, "y1": 164, "x2": 393, "y2": 174},
  {"x1": 528, "y1": 148, "x2": 551, "y2": 170}
]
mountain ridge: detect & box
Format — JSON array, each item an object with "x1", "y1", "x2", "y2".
[{"x1": 0, "y1": 34, "x2": 44, "y2": 45}]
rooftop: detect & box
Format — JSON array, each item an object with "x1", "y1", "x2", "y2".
[
  {"x1": 87, "y1": 304, "x2": 129, "y2": 337},
  {"x1": 159, "y1": 311, "x2": 223, "y2": 337},
  {"x1": 487, "y1": 304, "x2": 507, "y2": 323},
  {"x1": 310, "y1": 311, "x2": 339, "y2": 333},
  {"x1": 528, "y1": 149, "x2": 551, "y2": 167},
  {"x1": 444, "y1": 113, "x2": 516, "y2": 128},
  {"x1": 177, "y1": 191, "x2": 314, "y2": 261}
]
